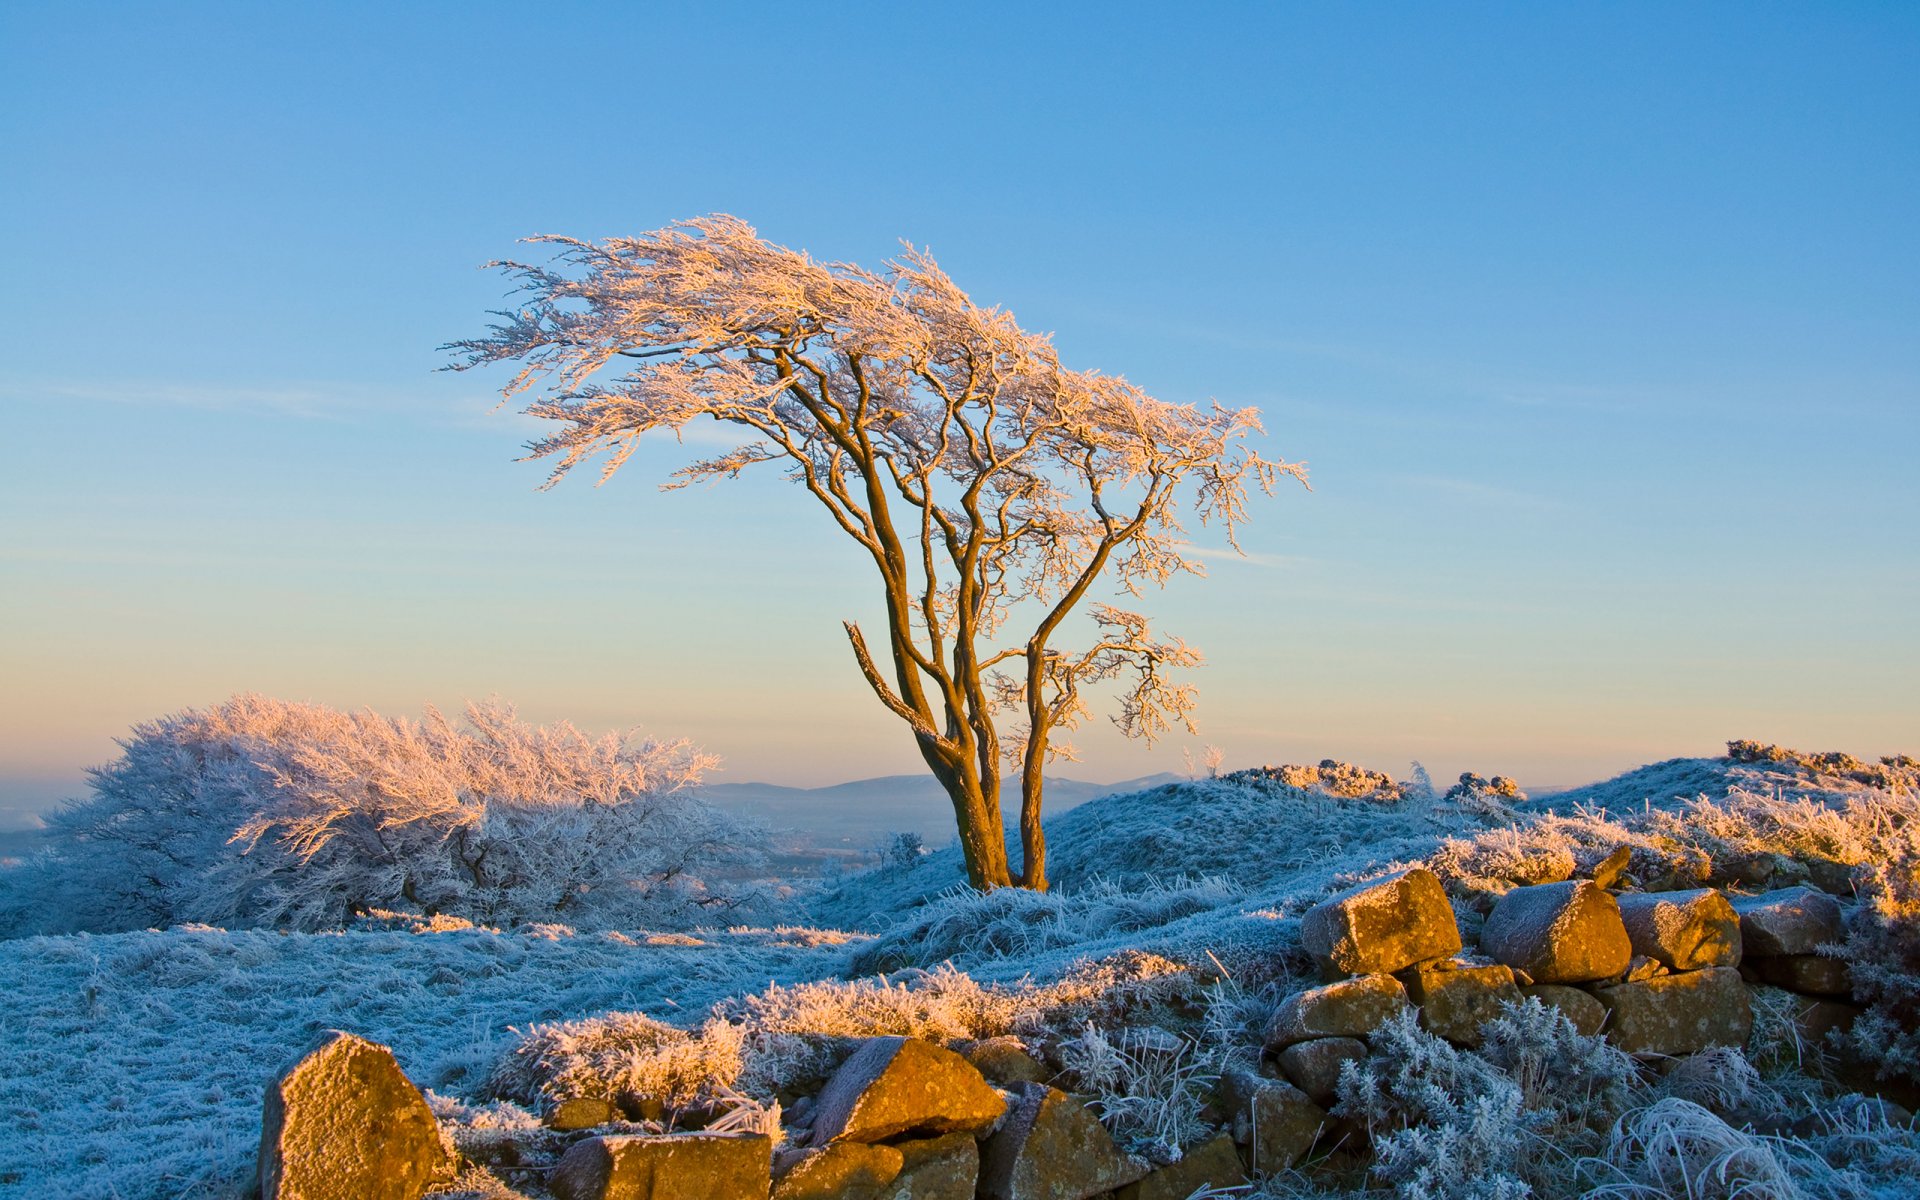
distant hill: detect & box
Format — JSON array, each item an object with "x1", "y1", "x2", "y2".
[{"x1": 695, "y1": 772, "x2": 1186, "y2": 846}]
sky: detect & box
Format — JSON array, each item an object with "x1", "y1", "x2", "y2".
[{"x1": 2, "y1": 2, "x2": 1916, "y2": 825}]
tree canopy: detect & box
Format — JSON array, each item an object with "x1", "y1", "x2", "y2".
[{"x1": 450, "y1": 216, "x2": 1305, "y2": 889}]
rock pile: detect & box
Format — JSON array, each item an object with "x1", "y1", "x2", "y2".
[{"x1": 252, "y1": 862, "x2": 1877, "y2": 1200}]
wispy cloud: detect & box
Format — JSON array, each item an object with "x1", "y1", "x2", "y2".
[{"x1": 1182, "y1": 545, "x2": 1310, "y2": 569}]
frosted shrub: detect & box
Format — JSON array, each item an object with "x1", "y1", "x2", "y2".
[
  {"x1": 488, "y1": 1010, "x2": 746, "y2": 1108},
  {"x1": 1839, "y1": 824, "x2": 1920, "y2": 1084},
  {"x1": 1057, "y1": 1023, "x2": 1214, "y2": 1163},
  {"x1": 1336, "y1": 1009, "x2": 1531, "y2": 1200},
  {"x1": 8, "y1": 693, "x2": 752, "y2": 935},
  {"x1": 1476, "y1": 997, "x2": 1637, "y2": 1133}
]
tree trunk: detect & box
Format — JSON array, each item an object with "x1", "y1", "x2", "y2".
[
  {"x1": 920, "y1": 750, "x2": 1013, "y2": 890},
  {"x1": 1017, "y1": 742, "x2": 1049, "y2": 892}
]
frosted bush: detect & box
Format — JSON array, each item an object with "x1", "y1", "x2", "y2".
[
  {"x1": 488, "y1": 1010, "x2": 746, "y2": 1107},
  {"x1": 1476, "y1": 997, "x2": 1637, "y2": 1133},
  {"x1": 5, "y1": 693, "x2": 755, "y2": 936},
  {"x1": 1839, "y1": 824, "x2": 1920, "y2": 1084},
  {"x1": 1057, "y1": 1023, "x2": 1215, "y2": 1163}
]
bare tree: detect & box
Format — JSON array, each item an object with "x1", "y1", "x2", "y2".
[{"x1": 449, "y1": 216, "x2": 1305, "y2": 891}]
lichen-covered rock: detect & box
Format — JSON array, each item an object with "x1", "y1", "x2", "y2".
[
  {"x1": 257, "y1": 1030, "x2": 446, "y2": 1200},
  {"x1": 883, "y1": 1133, "x2": 978, "y2": 1200},
  {"x1": 1114, "y1": 1133, "x2": 1246, "y2": 1200},
  {"x1": 1301, "y1": 868, "x2": 1462, "y2": 976},
  {"x1": 545, "y1": 1097, "x2": 618, "y2": 1131},
  {"x1": 1592, "y1": 967, "x2": 1752, "y2": 1055},
  {"x1": 1265, "y1": 974, "x2": 1410, "y2": 1049},
  {"x1": 773, "y1": 1141, "x2": 902, "y2": 1200},
  {"x1": 1616, "y1": 889, "x2": 1742, "y2": 971},
  {"x1": 1752, "y1": 954, "x2": 1852, "y2": 996},
  {"x1": 1590, "y1": 846, "x2": 1633, "y2": 891},
  {"x1": 1217, "y1": 1069, "x2": 1325, "y2": 1172},
  {"x1": 1732, "y1": 888, "x2": 1846, "y2": 957},
  {"x1": 1401, "y1": 960, "x2": 1521, "y2": 1046},
  {"x1": 1480, "y1": 880, "x2": 1632, "y2": 984},
  {"x1": 810, "y1": 1037, "x2": 1006, "y2": 1146},
  {"x1": 978, "y1": 1083, "x2": 1149, "y2": 1200},
  {"x1": 961, "y1": 1036, "x2": 1048, "y2": 1087},
  {"x1": 1274, "y1": 1037, "x2": 1368, "y2": 1108},
  {"x1": 1521, "y1": 985, "x2": 1608, "y2": 1037},
  {"x1": 549, "y1": 1132, "x2": 773, "y2": 1200}
]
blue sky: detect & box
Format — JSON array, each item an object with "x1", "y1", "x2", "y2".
[{"x1": 2, "y1": 2, "x2": 1916, "y2": 822}]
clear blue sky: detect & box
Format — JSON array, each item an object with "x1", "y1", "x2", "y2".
[{"x1": 3, "y1": 2, "x2": 1916, "y2": 823}]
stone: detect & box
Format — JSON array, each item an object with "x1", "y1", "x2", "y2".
[
  {"x1": 978, "y1": 1083, "x2": 1149, "y2": 1200},
  {"x1": 1590, "y1": 846, "x2": 1633, "y2": 891},
  {"x1": 549, "y1": 1133, "x2": 773, "y2": 1200},
  {"x1": 1300, "y1": 868, "x2": 1463, "y2": 976},
  {"x1": 810, "y1": 1037, "x2": 1006, "y2": 1146},
  {"x1": 1521, "y1": 985, "x2": 1607, "y2": 1037},
  {"x1": 1624, "y1": 955, "x2": 1667, "y2": 983},
  {"x1": 1264, "y1": 974, "x2": 1409, "y2": 1050},
  {"x1": 1753, "y1": 954, "x2": 1852, "y2": 996},
  {"x1": 1616, "y1": 889, "x2": 1742, "y2": 971},
  {"x1": 961, "y1": 1036, "x2": 1049, "y2": 1087},
  {"x1": 772, "y1": 1142, "x2": 903, "y2": 1200},
  {"x1": 1401, "y1": 959, "x2": 1521, "y2": 1047},
  {"x1": 1592, "y1": 967, "x2": 1752, "y2": 1055},
  {"x1": 1730, "y1": 888, "x2": 1846, "y2": 957},
  {"x1": 257, "y1": 1029, "x2": 446, "y2": 1200},
  {"x1": 1480, "y1": 880, "x2": 1633, "y2": 984},
  {"x1": 1780, "y1": 993, "x2": 1862, "y2": 1057},
  {"x1": 1275, "y1": 1037, "x2": 1368, "y2": 1108},
  {"x1": 1217, "y1": 1069, "x2": 1325, "y2": 1172},
  {"x1": 883, "y1": 1133, "x2": 979, "y2": 1200},
  {"x1": 1114, "y1": 1133, "x2": 1247, "y2": 1200},
  {"x1": 546, "y1": 1097, "x2": 619, "y2": 1131}
]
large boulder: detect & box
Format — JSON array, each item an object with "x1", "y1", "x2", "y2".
[
  {"x1": 1264, "y1": 974, "x2": 1410, "y2": 1049},
  {"x1": 257, "y1": 1030, "x2": 446, "y2": 1200},
  {"x1": 978, "y1": 1083, "x2": 1149, "y2": 1200},
  {"x1": 1401, "y1": 959, "x2": 1522, "y2": 1047},
  {"x1": 810, "y1": 1037, "x2": 1006, "y2": 1146},
  {"x1": 1732, "y1": 888, "x2": 1847, "y2": 957},
  {"x1": 549, "y1": 1132, "x2": 773, "y2": 1200},
  {"x1": 1592, "y1": 967, "x2": 1752, "y2": 1055},
  {"x1": 773, "y1": 1141, "x2": 902, "y2": 1200},
  {"x1": 1275, "y1": 1038, "x2": 1367, "y2": 1109},
  {"x1": 961, "y1": 1037, "x2": 1049, "y2": 1087},
  {"x1": 1616, "y1": 889, "x2": 1742, "y2": 971},
  {"x1": 1480, "y1": 880, "x2": 1632, "y2": 984},
  {"x1": 1217, "y1": 1069, "x2": 1325, "y2": 1171},
  {"x1": 1301, "y1": 868, "x2": 1463, "y2": 976},
  {"x1": 884, "y1": 1133, "x2": 979, "y2": 1200},
  {"x1": 1114, "y1": 1133, "x2": 1246, "y2": 1200}
]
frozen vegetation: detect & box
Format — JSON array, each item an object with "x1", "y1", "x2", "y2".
[{"x1": 2, "y1": 727, "x2": 1919, "y2": 1198}]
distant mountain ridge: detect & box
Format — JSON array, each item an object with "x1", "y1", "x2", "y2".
[{"x1": 695, "y1": 772, "x2": 1187, "y2": 845}]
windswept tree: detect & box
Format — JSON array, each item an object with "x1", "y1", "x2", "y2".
[{"x1": 450, "y1": 216, "x2": 1305, "y2": 891}]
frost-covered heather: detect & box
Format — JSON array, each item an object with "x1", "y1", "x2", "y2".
[{"x1": 0, "y1": 924, "x2": 855, "y2": 1199}]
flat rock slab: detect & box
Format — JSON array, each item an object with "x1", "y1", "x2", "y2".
[
  {"x1": 257, "y1": 1029, "x2": 446, "y2": 1200},
  {"x1": 1403, "y1": 960, "x2": 1521, "y2": 1047},
  {"x1": 1521, "y1": 985, "x2": 1608, "y2": 1037},
  {"x1": 1617, "y1": 889, "x2": 1742, "y2": 970},
  {"x1": 1276, "y1": 1037, "x2": 1367, "y2": 1108},
  {"x1": 1265, "y1": 974, "x2": 1409, "y2": 1049},
  {"x1": 1115, "y1": 1133, "x2": 1246, "y2": 1200},
  {"x1": 1732, "y1": 888, "x2": 1847, "y2": 957},
  {"x1": 1218, "y1": 1069, "x2": 1325, "y2": 1172},
  {"x1": 1753, "y1": 954, "x2": 1852, "y2": 996},
  {"x1": 773, "y1": 1141, "x2": 902, "y2": 1200},
  {"x1": 551, "y1": 1133, "x2": 772, "y2": 1200},
  {"x1": 978, "y1": 1083, "x2": 1149, "y2": 1200},
  {"x1": 811, "y1": 1037, "x2": 1006, "y2": 1146},
  {"x1": 1301, "y1": 867, "x2": 1463, "y2": 976},
  {"x1": 1480, "y1": 880, "x2": 1632, "y2": 984},
  {"x1": 1593, "y1": 967, "x2": 1752, "y2": 1056}
]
